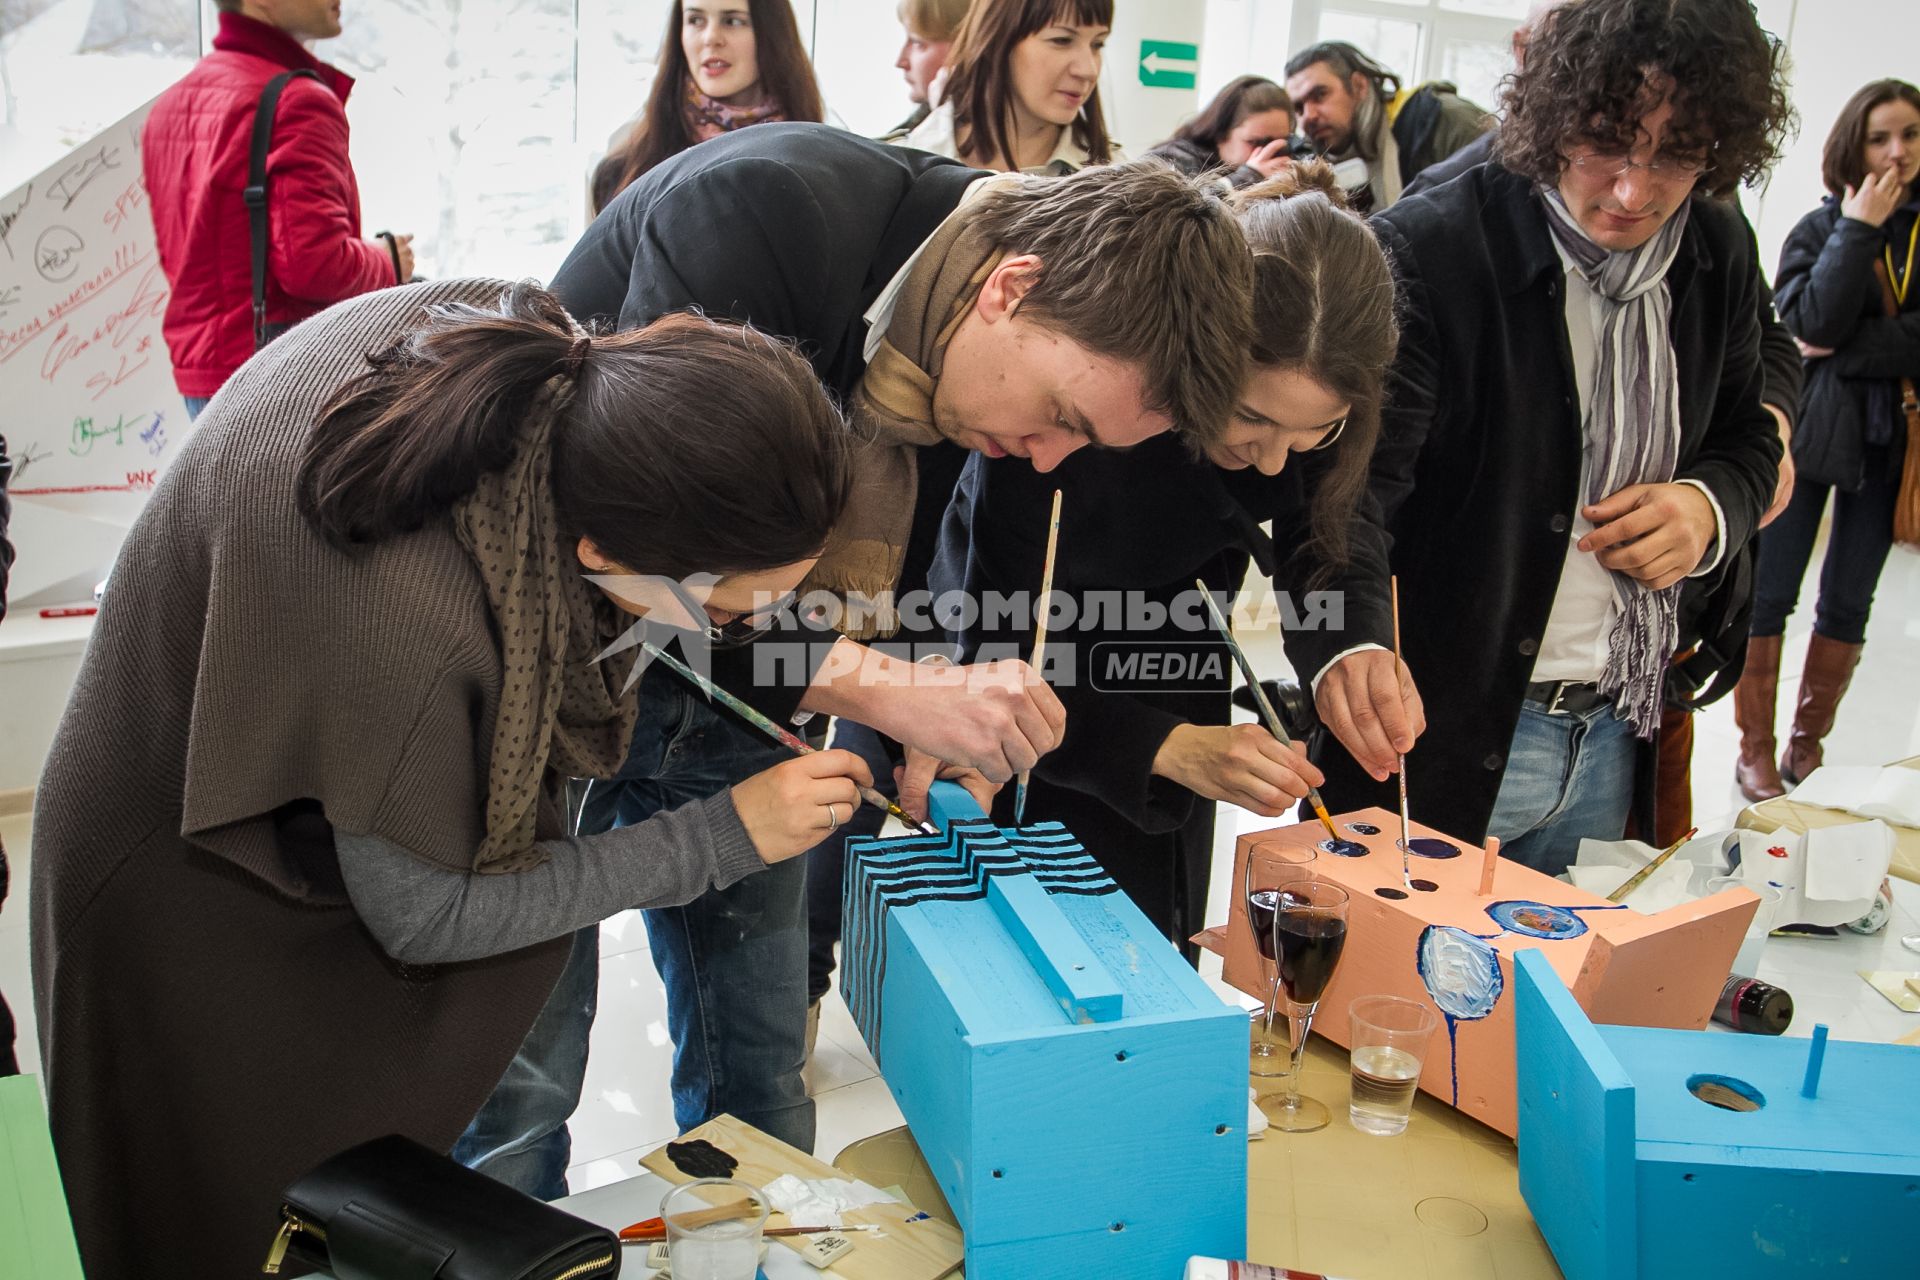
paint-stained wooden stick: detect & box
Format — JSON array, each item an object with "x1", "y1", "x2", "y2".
[
  {"x1": 642, "y1": 641, "x2": 938, "y2": 836},
  {"x1": 1390, "y1": 576, "x2": 1412, "y2": 891},
  {"x1": 1196, "y1": 582, "x2": 1341, "y2": 841},
  {"x1": 1605, "y1": 827, "x2": 1698, "y2": 905},
  {"x1": 1478, "y1": 836, "x2": 1501, "y2": 896},
  {"x1": 1014, "y1": 488, "x2": 1063, "y2": 827}
]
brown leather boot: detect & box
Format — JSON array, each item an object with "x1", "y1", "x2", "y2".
[
  {"x1": 1780, "y1": 634, "x2": 1864, "y2": 786},
  {"x1": 1732, "y1": 634, "x2": 1786, "y2": 801}
]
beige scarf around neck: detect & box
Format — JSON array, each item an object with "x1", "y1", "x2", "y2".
[
  {"x1": 807, "y1": 197, "x2": 1006, "y2": 635},
  {"x1": 451, "y1": 373, "x2": 639, "y2": 873}
]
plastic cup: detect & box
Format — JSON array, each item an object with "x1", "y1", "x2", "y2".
[
  {"x1": 662, "y1": 1178, "x2": 767, "y2": 1280},
  {"x1": 1348, "y1": 995, "x2": 1438, "y2": 1136}
]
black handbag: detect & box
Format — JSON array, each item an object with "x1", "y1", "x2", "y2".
[{"x1": 262, "y1": 1135, "x2": 621, "y2": 1280}]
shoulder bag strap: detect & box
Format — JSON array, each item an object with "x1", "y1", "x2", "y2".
[{"x1": 246, "y1": 69, "x2": 323, "y2": 350}]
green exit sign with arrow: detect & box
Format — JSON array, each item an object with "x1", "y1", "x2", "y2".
[{"x1": 1138, "y1": 39, "x2": 1198, "y2": 90}]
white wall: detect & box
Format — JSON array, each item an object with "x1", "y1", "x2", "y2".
[{"x1": 1745, "y1": 0, "x2": 1912, "y2": 279}]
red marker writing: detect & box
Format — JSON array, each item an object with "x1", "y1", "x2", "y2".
[{"x1": 39, "y1": 606, "x2": 99, "y2": 618}]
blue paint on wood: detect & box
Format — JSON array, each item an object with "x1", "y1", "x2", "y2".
[
  {"x1": 847, "y1": 782, "x2": 1247, "y2": 1278},
  {"x1": 1416, "y1": 925, "x2": 1504, "y2": 1104},
  {"x1": 1801, "y1": 1023, "x2": 1829, "y2": 1098},
  {"x1": 1515, "y1": 949, "x2": 1920, "y2": 1278}
]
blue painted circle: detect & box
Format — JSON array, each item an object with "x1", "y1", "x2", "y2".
[
  {"x1": 1347, "y1": 822, "x2": 1382, "y2": 835},
  {"x1": 1406, "y1": 837, "x2": 1463, "y2": 860},
  {"x1": 1417, "y1": 926, "x2": 1503, "y2": 1021},
  {"x1": 1487, "y1": 900, "x2": 1588, "y2": 940},
  {"x1": 1318, "y1": 838, "x2": 1370, "y2": 858}
]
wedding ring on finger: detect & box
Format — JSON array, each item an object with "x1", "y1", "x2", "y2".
[{"x1": 825, "y1": 803, "x2": 842, "y2": 831}]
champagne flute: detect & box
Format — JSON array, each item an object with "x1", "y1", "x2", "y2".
[
  {"x1": 1261, "y1": 868, "x2": 1350, "y2": 1133},
  {"x1": 1244, "y1": 841, "x2": 1315, "y2": 1077}
]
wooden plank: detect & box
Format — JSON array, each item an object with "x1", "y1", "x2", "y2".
[
  {"x1": 1514, "y1": 951, "x2": 1637, "y2": 1280},
  {"x1": 985, "y1": 872, "x2": 1125, "y2": 1023},
  {"x1": 639, "y1": 1115, "x2": 963, "y2": 1280}
]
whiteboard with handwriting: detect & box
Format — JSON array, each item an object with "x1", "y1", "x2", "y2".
[{"x1": 1, "y1": 99, "x2": 189, "y2": 610}]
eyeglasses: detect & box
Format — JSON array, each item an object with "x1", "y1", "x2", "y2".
[
  {"x1": 664, "y1": 581, "x2": 799, "y2": 648},
  {"x1": 1568, "y1": 150, "x2": 1711, "y2": 182}
]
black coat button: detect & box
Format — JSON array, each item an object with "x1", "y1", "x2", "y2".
[
  {"x1": 1550, "y1": 514, "x2": 1570, "y2": 533},
  {"x1": 1484, "y1": 753, "x2": 1503, "y2": 770},
  {"x1": 1518, "y1": 638, "x2": 1539, "y2": 656}
]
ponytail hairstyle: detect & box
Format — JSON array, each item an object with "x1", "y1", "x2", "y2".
[
  {"x1": 589, "y1": 0, "x2": 826, "y2": 214},
  {"x1": 1229, "y1": 161, "x2": 1397, "y2": 574},
  {"x1": 942, "y1": 0, "x2": 1114, "y2": 170},
  {"x1": 297, "y1": 282, "x2": 852, "y2": 582}
]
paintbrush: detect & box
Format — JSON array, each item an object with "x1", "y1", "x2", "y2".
[
  {"x1": 641, "y1": 641, "x2": 939, "y2": 837},
  {"x1": 1605, "y1": 826, "x2": 1699, "y2": 905},
  {"x1": 1195, "y1": 581, "x2": 1342, "y2": 843},
  {"x1": 1390, "y1": 576, "x2": 1413, "y2": 891},
  {"x1": 1014, "y1": 488, "x2": 1063, "y2": 827}
]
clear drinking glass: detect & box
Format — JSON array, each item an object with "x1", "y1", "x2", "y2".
[
  {"x1": 1348, "y1": 995, "x2": 1439, "y2": 1136},
  {"x1": 662, "y1": 1178, "x2": 767, "y2": 1280},
  {"x1": 1244, "y1": 841, "x2": 1317, "y2": 1077},
  {"x1": 1260, "y1": 869, "x2": 1350, "y2": 1133}
]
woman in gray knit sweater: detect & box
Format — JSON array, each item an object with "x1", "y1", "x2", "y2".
[{"x1": 30, "y1": 278, "x2": 881, "y2": 1276}]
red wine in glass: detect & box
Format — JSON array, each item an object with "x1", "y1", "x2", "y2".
[
  {"x1": 1276, "y1": 911, "x2": 1348, "y2": 1004},
  {"x1": 1247, "y1": 888, "x2": 1282, "y2": 961}
]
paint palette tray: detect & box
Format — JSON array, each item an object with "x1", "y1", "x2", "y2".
[
  {"x1": 1205, "y1": 808, "x2": 1760, "y2": 1136},
  {"x1": 844, "y1": 783, "x2": 1247, "y2": 1279},
  {"x1": 1515, "y1": 949, "x2": 1920, "y2": 1278}
]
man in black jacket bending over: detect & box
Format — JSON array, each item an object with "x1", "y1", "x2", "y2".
[
  {"x1": 456, "y1": 125, "x2": 1255, "y2": 1190},
  {"x1": 1291, "y1": 0, "x2": 1792, "y2": 878}
]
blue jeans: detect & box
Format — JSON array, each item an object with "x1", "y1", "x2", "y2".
[
  {"x1": 450, "y1": 924, "x2": 599, "y2": 1199},
  {"x1": 1485, "y1": 697, "x2": 1638, "y2": 878},
  {"x1": 1751, "y1": 440, "x2": 1903, "y2": 645},
  {"x1": 458, "y1": 666, "x2": 804, "y2": 1197},
  {"x1": 804, "y1": 723, "x2": 895, "y2": 1005},
  {"x1": 183, "y1": 396, "x2": 210, "y2": 421}
]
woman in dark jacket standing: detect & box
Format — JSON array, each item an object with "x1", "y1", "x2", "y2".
[
  {"x1": 1146, "y1": 75, "x2": 1300, "y2": 190},
  {"x1": 1735, "y1": 79, "x2": 1920, "y2": 800}
]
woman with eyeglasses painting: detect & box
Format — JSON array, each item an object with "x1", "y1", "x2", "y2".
[
  {"x1": 929, "y1": 165, "x2": 1409, "y2": 953},
  {"x1": 28, "y1": 280, "x2": 881, "y2": 1275}
]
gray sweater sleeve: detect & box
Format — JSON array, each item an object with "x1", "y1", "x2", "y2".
[{"x1": 336, "y1": 791, "x2": 766, "y2": 964}]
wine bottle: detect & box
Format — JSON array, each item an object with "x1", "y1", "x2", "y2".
[{"x1": 1711, "y1": 974, "x2": 1793, "y2": 1035}]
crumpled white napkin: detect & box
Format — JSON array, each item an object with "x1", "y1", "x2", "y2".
[{"x1": 760, "y1": 1174, "x2": 899, "y2": 1228}]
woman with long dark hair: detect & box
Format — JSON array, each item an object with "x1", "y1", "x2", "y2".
[
  {"x1": 29, "y1": 278, "x2": 875, "y2": 1276},
  {"x1": 931, "y1": 163, "x2": 1404, "y2": 950},
  {"x1": 1735, "y1": 79, "x2": 1920, "y2": 799},
  {"x1": 1147, "y1": 74, "x2": 1299, "y2": 190},
  {"x1": 898, "y1": 0, "x2": 1119, "y2": 173},
  {"x1": 590, "y1": 0, "x2": 825, "y2": 213}
]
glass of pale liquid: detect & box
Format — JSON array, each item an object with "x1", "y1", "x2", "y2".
[
  {"x1": 663, "y1": 1178, "x2": 767, "y2": 1280},
  {"x1": 1347, "y1": 995, "x2": 1438, "y2": 1136}
]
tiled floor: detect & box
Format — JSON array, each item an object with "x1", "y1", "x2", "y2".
[{"x1": 1, "y1": 537, "x2": 1916, "y2": 1194}]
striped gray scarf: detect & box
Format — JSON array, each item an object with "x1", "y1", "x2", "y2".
[{"x1": 1539, "y1": 188, "x2": 1692, "y2": 738}]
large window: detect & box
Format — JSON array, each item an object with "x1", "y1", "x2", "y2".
[{"x1": 1, "y1": 0, "x2": 927, "y2": 283}]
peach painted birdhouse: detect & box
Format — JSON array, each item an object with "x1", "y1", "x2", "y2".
[{"x1": 1205, "y1": 807, "x2": 1760, "y2": 1136}]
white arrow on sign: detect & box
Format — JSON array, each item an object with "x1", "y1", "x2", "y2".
[{"x1": 1141, "y1": 50, "x2": 1198, "y2": 76}]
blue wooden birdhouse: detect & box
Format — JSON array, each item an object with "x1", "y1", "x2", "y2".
[
  {"x1": 843, "y1": 783, "x2": 1247, "y2": 1279},
  {"x1": 1513, "y1": 946, "x2": 1920, "y2": 1278}
]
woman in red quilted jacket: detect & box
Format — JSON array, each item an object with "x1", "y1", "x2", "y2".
[{"x1": 142, "y1": 0, "x2": 412, "y2": 416}]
